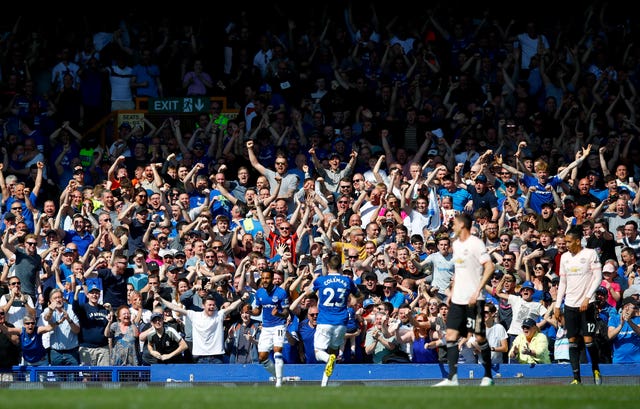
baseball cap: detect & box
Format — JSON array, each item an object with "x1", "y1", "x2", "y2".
[
  {"x1": 119, "y1": 122, "x2": 132, "y2": 129},
  {"x1": 521, "y1": 318, "x2": 537, "y2": 329},
  {"x1": 595, "y1": 286, "x2": 608, "y2": 296},
  {"x1": 623, "y1": 285, "x2": 640, "y2": 298},
  {"x1": 504, "y1": 178, "x2": 517, "y2": 186},
  {"x1": 150, "y1": 312, "x2": 164, "y2": 321},
  {"x1": 427, "y1": 149, "x2": 439, "y2": 156},
  {"x1": 135, "y1": 205, "x2": 149, "y2": 214},
  {"x1": 62, "y1": 247, "x2": 75, "y2": 255},
  {"x1": 520, "y1": 280, "x2": 535, "y2": 291},
  {"x1": 87, "y1": 282, "x2": 101, "y2": 292},
  {"x1": 621, "y1": 296, "x2": 638, "y2": 307},
  {"x1": 362, "y1": 271, "x2": 378, "y2": 282},
  {"x1": 147, "y1": 261, "x2": 160, "y2": 271},
  {"x1": 363, "y1": 298, "x2": 375, "y2": 308},
  {"x1": 431, "y1": 128, "x2": 444, "y2": 138},
  {"x1": 602, "y1": 263, "x2": 616, "y2": 273},
  {"x1": 167, "y1": 264, "x2": 181, "y2": 273},
  {"x1": 563, "y1": 195, "x2": 576, "y2": 203},
  {"x1": 174, "y1": 251, "x2": 186, "y2": 258},
  {"x1": 475, "y1": 174, "x2": 487, "y2": 183},
  {"x1": 73, "y1": 165, "x2": 84, "y2": 174}
]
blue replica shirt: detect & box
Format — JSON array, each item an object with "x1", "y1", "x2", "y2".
[
  {"x1": 521, "y1": 174, "x2": 562, "y2": 213},
  {"x1": 608, "y1": 313, "x2": 640, "y2": 364},
  {"x1": 298, "y1": 318, "x2": 318, "y2": 363},
  {"x1": 313, "y1": 273, "x2": 360, "y2": 326},
  {"x1": 253, "y1": 286, "x2": 289, "y2": 328}
]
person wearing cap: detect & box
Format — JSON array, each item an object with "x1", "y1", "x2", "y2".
[
  {"x1": 497, "y1": 177, "x2": 524, "y2": 212},
  {"x1": 593, "y1": 285, "x2": 615, "y2": 362},
  {"x1": 495, "y1": 279, "x2": 548, "y2": 343},
  {"x1": 466, "y1": 173, "x2": 499, "y2": 222},
  {"x1": 508, "y1": 317, "x2": 551, "y2": 364},
  {"x1": 146, "y1": 310, "x2": 188, "y2": 364},
  {"x1": 554, "y1": 225, "x2": 604, "y2": 384},
  {"x1": 72, "y1": 282, "x2": 111, "y2": 366},
  {"x1": 600, "y1": 261, "x2": 622, "y2": 308},
  {"x1": 358, "y1": 270, "x2": 383, "y2": 299},
  {"x1": 433, "y1": 214, "x2": 495, "y2": 387},
  {"x1": 607, "y1": 296, "x2": 640, "y2": 363}
]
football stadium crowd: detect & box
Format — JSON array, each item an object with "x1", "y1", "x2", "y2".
[{"x1": 1, "y1": 2, "x2": 640, "y2": 381}]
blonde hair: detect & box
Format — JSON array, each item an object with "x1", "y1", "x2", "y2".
[{"x1": 534, "y1": 160, "x2": 548, "y2": 172}]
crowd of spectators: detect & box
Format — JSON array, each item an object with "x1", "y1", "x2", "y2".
[{"x1": 2, "y1": 2, "x2": 640, "y2": 376}]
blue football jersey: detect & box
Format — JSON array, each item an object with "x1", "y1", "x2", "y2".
[
  {"x1": 253, "y1": 286, "x2": 290, "y2": 328},
  {"x1": 313, "y1": 274, "x2": 360, "y2": 326}
]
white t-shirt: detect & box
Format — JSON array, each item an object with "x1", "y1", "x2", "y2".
[
  {"x1": 0, "y1": 293, "x2": 35, "y2": 327},
  {"x1": 506, "y1": 294, "x2": 547, "y2": 336},
  {"x1": 451, "y1": 235, "x2": 491, "y2": 305},
  {"x1": 185, "y1": 309, "x2": 228, "y2": 356},
  {"x1": 109, "y1": 64, "x2": 134, "y2": 102},
  {"x1": 478, "y1": 322, "x2": 507, "y2": 364}
]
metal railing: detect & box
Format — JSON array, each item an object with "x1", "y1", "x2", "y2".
[{"x1": 12, "y1": 366, "x2": 151, "y2": 383}]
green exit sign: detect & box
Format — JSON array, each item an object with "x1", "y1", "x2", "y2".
[{"x1": 149, "y1": 97, "x2": 211, "y2": 113}]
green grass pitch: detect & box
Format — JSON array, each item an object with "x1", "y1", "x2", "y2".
[{"x1": 1, "y1": 385, "x2": 637, "y2": 409}]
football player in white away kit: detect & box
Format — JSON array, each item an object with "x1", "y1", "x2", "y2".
[
  {"x1": 553, "y1": 226, "x2": 603, "y2": 385},
  {"x1": 433, "y1": 213, "x2": 495, "y2": 387}
]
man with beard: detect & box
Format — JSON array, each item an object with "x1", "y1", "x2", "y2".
[
  {"x1": 483, "y1": 221, "x2": 500, "y2": 252},
  {"x1": 251, "y1": 269, "x2": 290, "y2": 388}
]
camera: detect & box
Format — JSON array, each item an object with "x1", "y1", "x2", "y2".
[{"x1": 201, "y1": 276, "x2": 210, "y2": 287}]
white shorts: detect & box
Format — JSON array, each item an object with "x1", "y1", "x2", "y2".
[
  {"x1": 258, "y1": 325, "x2": 285, "y2": 353},
  {"x1": 314, "y1": 324, "x2": 347, "y2": 351}
]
